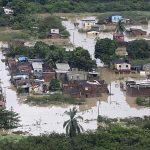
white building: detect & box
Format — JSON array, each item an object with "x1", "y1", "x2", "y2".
[{"x1": 3, "y1": 7, "x2": 14, "y2": 15}]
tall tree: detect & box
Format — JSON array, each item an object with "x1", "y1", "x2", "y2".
[
  {"x1": 63, "y1": 107, "x2": 83, "y2": 137},
  {"x1": 95, "y1": 38, "x2": 118, "y2": 65},
  {"x1": 0, "y1": 108, "x2": 20, "y2": 129}
]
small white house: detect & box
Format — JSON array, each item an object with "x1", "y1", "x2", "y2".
[
  {"x1": 3, "y1": 7, "x2": 14, "y2": 15},
  {"x1": 51, "y1": 29, "x2": 59, "y2": 34},
  {"x1": 113, "y1": 59, "x2": 131, "y2": 71}
]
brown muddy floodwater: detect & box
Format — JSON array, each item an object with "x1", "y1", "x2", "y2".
[{"x1": 0, "y1": 17, "x2": 150, "y2": 135}]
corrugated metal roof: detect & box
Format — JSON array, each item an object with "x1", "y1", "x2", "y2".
[
  {"x1": 32, "y1": 62, "x2": 43, "y2": 69},
  {"x1": 56, "y1": 63, "x2": 70, "y2": 71}
]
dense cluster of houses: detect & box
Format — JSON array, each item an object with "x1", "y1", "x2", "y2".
[{"x1": 4, "y1": 53, "x2": 108, "y2": 98}]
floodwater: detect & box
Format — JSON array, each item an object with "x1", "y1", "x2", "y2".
[
  {"x1": 0, "y1": 17, "x2": 150, "y2": 135},
  {"x1": 63, "y1": 17, "x2": 150, "y2": 65},
  {"x1": 1, "y1": 51, "x2": 150, "y2": 135}
]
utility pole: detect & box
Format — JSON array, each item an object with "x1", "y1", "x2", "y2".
[{"x1": 73, "y1": 32, "x2": 75, "y2": 49}]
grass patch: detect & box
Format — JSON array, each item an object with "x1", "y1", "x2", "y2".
[
  {"x1": 0, "y1": 31, "x2": 30, "y2": 41},
  {"x1": 136, "y1": 97, "x2": 150, "y2": 107},
  {"x1": 0, "y1": 134, "x2": 24, "y2": 142},
  {"x1": 25, "y1": 93, "x2": 85, "y2": 105}
]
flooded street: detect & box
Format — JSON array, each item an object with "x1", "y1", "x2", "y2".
[{"x1": 0, "y1": 17, "x2": 150, "y2": 135}]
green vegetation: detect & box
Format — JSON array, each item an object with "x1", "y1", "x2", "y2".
[
  {"x1": 1, "y1": 0, "x2": 150, "y2": 13},
  {"x1": 25, "y1": 93, "x2": 85, "y2": 105},
  {"x1": 136, "y1": 97, "x2": 150, "y2": 107},
  {"x1": 7, "y1": 42, "x2": 96, "y2": 71},
  {"x1": 63, "y1": 107, "x2": 83, "y2": 137},
  {"x1": 131, "y1": 58, "x2": 150, "y2": 65},
  {"x1": 0, "y1": 31, "x2": 30, "y2": 41},
  {"x1": 49, "y1": 79, "x2": 60, "y2": 91},
  {"x1": 98, "y1": 115, "x2": 150, "y2": 129},
  {"x1": 95, "y1": 38, "x2": 118, "y2": 65},
  {"x1": 0, "y1": 108, "x2": 20, "y2": 129},
  {"x1": 70, "y1": 47, "x2": 97, "y2": 71},
  {"x1": 95, "y1": 38, "x2": 150, "y2": 65},
  {"x1": 1, "y1": 121, "x2": 150, "y2": 149},
  {"x1": 127, "y1": 40, "x2": 150, "y2": 60},
  {"x1": 97, "y1": 11, "x2": 150, "y2": 25},
  {"x1": 38, "y1": 16, "x2": 69, "y2": 39}
]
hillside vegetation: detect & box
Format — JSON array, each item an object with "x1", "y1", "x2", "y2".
[{"x1": 0, "y1": 0, "x2": 150, "y2": 13}]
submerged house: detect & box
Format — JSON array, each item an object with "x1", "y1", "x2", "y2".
[
  {"x1": 127, "y1": 28, "x2": 147, "y2": 37},
  {"x1": 86, "y1": 26, "x2": 100, "y2": 35},
  {"x1": 126, "y1": 80, "x2": 150, "y2": 97},
  {"x1": 62, "y1": 80, "x2": 108, "y2": 98},
  {"x1": 82, "y1": 19, "x2": 96, "y2": 29}
]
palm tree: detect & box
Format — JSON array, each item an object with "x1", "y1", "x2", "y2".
[
  {"x1": 115, "y1": 20, "x2": 127, "y2": 34},
  {"x1": 63, "y1": 107, "x2": 84, "y2": 137}
]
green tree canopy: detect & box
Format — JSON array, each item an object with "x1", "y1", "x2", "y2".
[
  {"x1": 49, "y1": 79, "x2": 60, "y2": 91},
  {"x1": 69, "y1": 47, "x2": 96, "y2": 71},
  {"x1": 127, "y1": 40, "x2": 150, "y2": 59},
  {"x1": 95, "y1": 38, "x2": 118, "y2": 65}
]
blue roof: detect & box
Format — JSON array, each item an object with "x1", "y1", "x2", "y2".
[{"x1": 18, "y1": 56, "x2": 28, "y2": 62}]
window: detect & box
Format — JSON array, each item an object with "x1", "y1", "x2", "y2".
[
  {"x1": 126, "y1": 65, "x2": 128, "y2": 68},
  {"x1": 119, "y1": 65, "x2": 121, "y2": 68}
]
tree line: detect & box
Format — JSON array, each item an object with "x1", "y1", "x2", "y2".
[
  {"x1": 0, "y1": 0, "x2": 150, "y2": 14},
  {"x1": 95, "y1": 38, "x2": 150, "y2": 65},
  {"x1": 7, "y1": 41, "x2": 96, "y2": 71}
]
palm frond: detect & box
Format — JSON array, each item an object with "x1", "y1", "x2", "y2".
[{"x1": 63, "y1": 120, "x2": 70, "y2": 128}]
